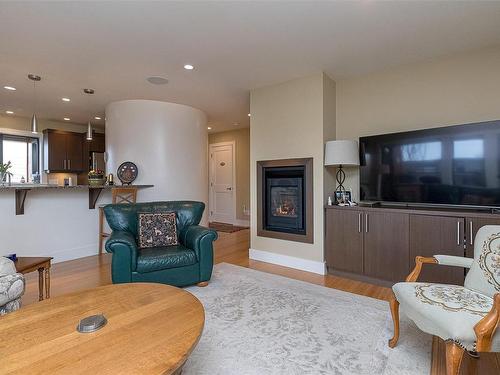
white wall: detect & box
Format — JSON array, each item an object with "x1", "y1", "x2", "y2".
[
  {"x1": 0, "y1": 189, "x2": 111, "y2": 262},
  {"x1": 105, "y1": 100, "x2": 209, "y2": 222},
  {"x1": 250, "y1": 73, "x2": 335, "y2": 271},
  {"x1": 336, "y1": 47, "x2": 500, "y2": 201}
]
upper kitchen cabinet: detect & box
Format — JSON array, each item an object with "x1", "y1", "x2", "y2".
[{"x1": 43, "y1": 129, "x2": 84, "y2": 172}]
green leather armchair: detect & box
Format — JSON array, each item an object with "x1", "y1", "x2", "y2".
[{"x1": 104, "y1": 201, "x2": 218, "y2": 287}]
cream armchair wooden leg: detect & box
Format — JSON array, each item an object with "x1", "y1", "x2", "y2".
[
  {"x1": 389, "y1": 256, "x2": 437, "y2": 349},
  {"x1": 388, "y1": 293, "x2": 400, "y2": 348},
  {"x1": 445, "y1": 340, "x2": 465, "y2": 375}
]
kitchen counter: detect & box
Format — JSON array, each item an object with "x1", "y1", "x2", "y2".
[
  {"x1": 0, "y1": 184, "x2": 154, "y2": 214},
  {"x1": 0, "y1": 184, "x2": 153, "y2": 190}
]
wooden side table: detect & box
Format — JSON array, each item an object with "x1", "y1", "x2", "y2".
[{"x1": 14, "y1": 257, "x2": 53, "y2": 301}]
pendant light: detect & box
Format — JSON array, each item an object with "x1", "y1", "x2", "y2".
[
  {"x1": 83, "y1": 88, "x2": 94, "y2": 140},
  {"x1": 28, "y1": 74, "x2": 41, "y2": 134}
]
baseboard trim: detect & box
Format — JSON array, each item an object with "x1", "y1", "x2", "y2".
[
  {"x1": 249, "y1": 248, "x2": 326, "y2": 275},
  {"x1": 234, "y1": 219, "x2": 250, "y2": 227}
]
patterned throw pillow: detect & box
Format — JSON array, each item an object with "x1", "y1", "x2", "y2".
[{"x1": 138, "y1": 212, "x2": 178, "y2": 248}]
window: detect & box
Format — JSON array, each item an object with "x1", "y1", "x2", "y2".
[
  {"x1": 453, "y1": 139, "x2": 484, "y2": 159},
  {"x1": 0, "y1": 134, "x2": 39, "y2": 183},
  {"x1": 401, "y1": 141, "x2": 442, "y2": 162}
]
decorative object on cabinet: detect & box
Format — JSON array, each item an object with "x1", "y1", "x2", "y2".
[
  {"x1": 389, "y1": 225, "x2": 500, "y2": 375},
  {"x1": 334, "y1": 190, "x2": 352, "y2": 205},
  {"x1": 88, "y1": 169, "x2": 106, "y2": 186},
  {"x1": 117, "y1": 161, "x2": 138, "y2": 185},
  {"x1": 324, "y1": 140, "x2": 359, "y2": 196},
  {"x1": 83, "y1": 88, "x2": 95, "y2": 141},
  {"x1": 27, "y1": 73, "x2": 41, "y2": 134},
  {"x1": 98, "y1": 186, "x2": 138, "y2": 253}
]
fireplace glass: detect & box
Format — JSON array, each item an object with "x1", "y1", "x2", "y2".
[{"x1": 264, "y1": 166, "x2": 305, "y2": 234}]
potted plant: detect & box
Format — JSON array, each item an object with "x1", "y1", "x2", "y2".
[
  {"x1": 88, "y1": 169, "x2": 106, "y2": 186},
  {"x1": 0, "y1": 161, "x2": 13, "y2": 186}
]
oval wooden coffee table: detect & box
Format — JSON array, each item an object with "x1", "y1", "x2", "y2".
[{"x1": 0, "y1": 283, "x2": 204, "y2": 375}]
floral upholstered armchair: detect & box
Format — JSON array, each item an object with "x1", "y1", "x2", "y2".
[
  {"x1": 0, "y1": 257, "x2": 25, "y2": 315},
  {"x1": 389, "y1": 225, "x2": 500, "y2": 375}
]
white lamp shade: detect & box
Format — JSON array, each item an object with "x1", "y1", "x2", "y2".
[{"x1": 324, "y1": 140, "x2": 359, "y2": 166}]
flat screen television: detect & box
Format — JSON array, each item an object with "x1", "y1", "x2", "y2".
[{"x1": 359, "y1": 120, "x2": 500, "y2": 208}]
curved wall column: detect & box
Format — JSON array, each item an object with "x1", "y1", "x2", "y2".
[{"x1": 105, "y1": 100, "x2": 208, "y2": 222}]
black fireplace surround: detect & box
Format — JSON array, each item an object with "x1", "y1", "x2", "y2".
[{"x1": 263, "y1": 166, "x2": 305, "y2": 235}]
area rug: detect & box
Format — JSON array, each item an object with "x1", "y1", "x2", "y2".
[
  {"x1": 184, "y1": 263, "x2": 431, "y2": 375},
  {"x1": 209, "y1": 222, "x2": 249, "y2": 233}
]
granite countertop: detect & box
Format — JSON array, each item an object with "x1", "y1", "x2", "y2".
[{"x1": 0, "y1": 184, "x2": 154, "y2": 190}]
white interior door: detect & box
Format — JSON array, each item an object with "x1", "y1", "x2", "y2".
[{"x1": 209, "y1": 142, "x2": 235, "y2": 224}]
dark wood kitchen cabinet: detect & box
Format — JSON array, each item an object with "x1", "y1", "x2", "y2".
[
  {"x1": 325, "y1": 208, "x2": 363, "y2": 274},
  {"x1": 363, "y1": 211, "x2": 410, "y2": 283},
  {"x1": 43, "y1": 129, "x2": 84, "y2": 172},
  {"x1": 409, "y1": 215, "x2": 465, "y2": 285}
]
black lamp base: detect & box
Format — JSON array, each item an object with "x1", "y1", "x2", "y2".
[{"x1": 335, "y1": 165, "x2": 348, "y2": 204}]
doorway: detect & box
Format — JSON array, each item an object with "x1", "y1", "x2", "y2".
[{"x1": 209, "y1": 141, "x2": 236, "y2": 224}]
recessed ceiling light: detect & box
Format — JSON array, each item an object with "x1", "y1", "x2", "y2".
[
  {"x1": 63, "y1": 117, "x2": 70, "y2": 121},
  {"x1": 248, "y1": 113, "x2": 251, "y2": 117},
  {"x1": 184, "y1": 64, "x2": 194, "y2": 70},
  {"x1": 4, "y1": 86, "x2": 16, "y2": 91},
  {"x1": 207, "y1": 126, "x2": 212, "y2": 130},
  {"x1": 94, "y1": 116, "x2": 101, "y2": 120},
  {"x1": 5, "y1": 110, "x2": 14, "y2": 114},
  {"x1": 62, "y1": 97, "x2": 70, "y2": 102},
  {"x1": 146, "y1": 76, "x2": 169, "y2": 85}
]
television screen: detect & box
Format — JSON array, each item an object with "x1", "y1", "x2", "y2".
[{"x1": 359, "y1": 120, "x2": 500, "y2": 207}]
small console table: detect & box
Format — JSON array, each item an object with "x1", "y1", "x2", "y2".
[{"x1": 14, "y1": 257, "x2": 53, "y2": 301}]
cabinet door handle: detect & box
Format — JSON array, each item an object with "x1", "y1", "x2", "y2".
[
  {"x1": 68, "y1": 159, "x2": 71, "y2": 170},
  {"x1": 358, "y1": 213, "x2": 361, "y2": 233},
  {"x1": 63, "y1": 159, "x2": 67, "y2": 170},
  {"x1": 365, "y1": 213, "x2": 369, "y2": 233},
  {"x1": 470, "y1": 221, "x2": 473, "y2": 245},
  {"x1": 457, "y1": 221, "x2": 461, "y2": 246}
]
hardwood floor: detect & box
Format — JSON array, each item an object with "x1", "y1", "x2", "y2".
[{"x1": 20, "y1": 229, "x2": 499, "y2": 374}]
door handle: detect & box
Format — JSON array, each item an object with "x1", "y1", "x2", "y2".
[
  {"x1": 457, "y1": 221, "x2": 461, "y2": 246},
  {"x1": 226, "y1": 187, "x2": 232, "y2": 191},
  {"x1": 63, "y1": 159, "x2": 67, "y2": 170},
  {"x1": 365, "y1": 213, "x2": 369, "y2": 233},
  {"x1": 469, "y1": 221, "x2": 473, "y2": 245},
  {"x1": 68, "y1": 159, "x2": 71, "y2": 170},
  {"x1": 358, "y1": 212, "x2": 361, "y2": 233}
]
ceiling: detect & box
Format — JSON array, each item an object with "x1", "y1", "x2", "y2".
[{"x1": 1, "y1": 1, "x2": 500, "y2": 133}]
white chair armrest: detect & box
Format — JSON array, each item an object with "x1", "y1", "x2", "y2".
[
  {"x1": 433, "y1": 255, "x2": 474, "y2": 268},
  {"x1": 0, "y1": 257, "x2": 17, "y2": 276}
]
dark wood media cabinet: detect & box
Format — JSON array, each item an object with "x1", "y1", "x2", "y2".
[{"x1": 325, "y1": 205, "x2": 500, "y2": 286}]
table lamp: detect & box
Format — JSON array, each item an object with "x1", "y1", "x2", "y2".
[{"x1": 324, "y1": 140, "x2": 360, "y2": 198}]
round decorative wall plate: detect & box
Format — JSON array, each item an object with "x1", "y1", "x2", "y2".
[{"x1": 117, "y1": 162, "x2": 138, "y2": 185}]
